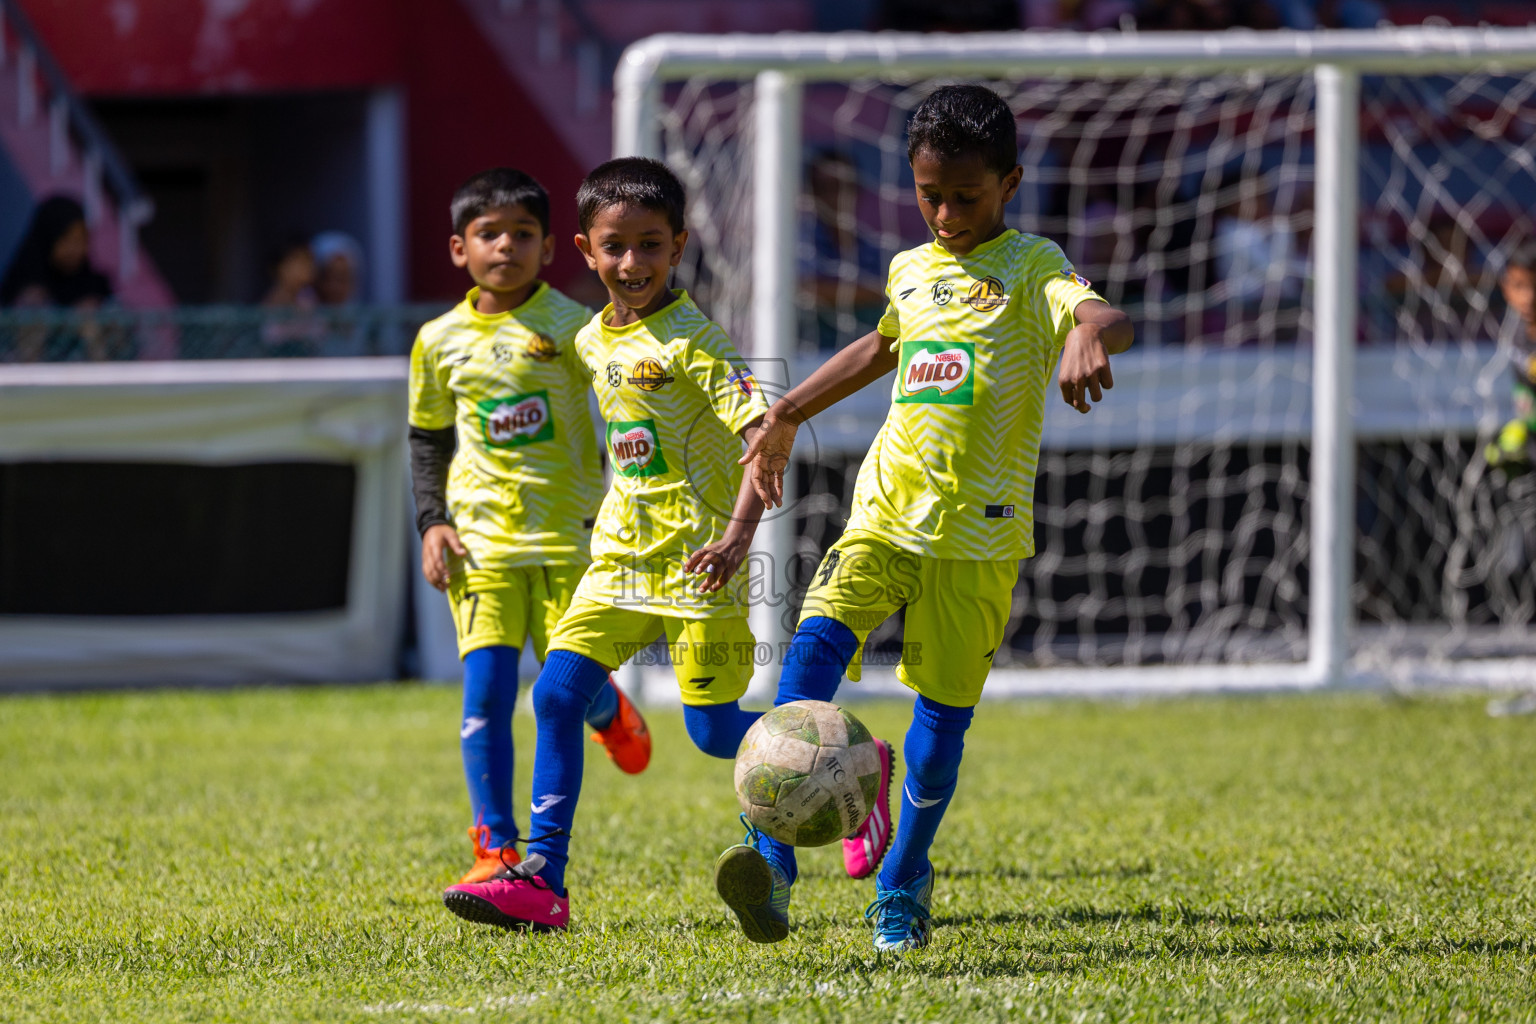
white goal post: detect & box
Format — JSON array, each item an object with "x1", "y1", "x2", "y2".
[{"x1": 611, "y1": 28, "x2": 1536, "y2": 698}]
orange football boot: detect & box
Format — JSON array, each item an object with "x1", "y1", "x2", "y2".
[
  {"x1": 458, "y1": 823, "x2": 521, "y2": 885},
  {"x1": 589, "y1": 680, "x2": 651, "y2": 774}
]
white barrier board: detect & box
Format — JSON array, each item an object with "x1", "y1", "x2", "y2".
[{"x1": 0, "y1": 359, "x2": 412, "y2": 688}]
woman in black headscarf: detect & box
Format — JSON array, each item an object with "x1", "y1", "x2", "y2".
[{"x1": 1, "y1": 195, "x2": 118, "y2": 360}]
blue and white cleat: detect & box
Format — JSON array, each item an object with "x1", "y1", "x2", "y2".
[
  {"x1": 865, "y1": 869, "x2": 934, "y2": 952},
  {"x1": 715, "y1": 814, "x2": 791, "y2": 943}
]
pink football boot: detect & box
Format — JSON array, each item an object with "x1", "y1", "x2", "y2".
[
  {"x1": 843, "y1": 738, "x2": 894, "y2": 879},
  {"x1": 442, "y1": 853, "x2": 568, "y2": 931}
]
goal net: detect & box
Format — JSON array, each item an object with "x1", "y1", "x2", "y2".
[{"x1": 619, "y1": 31, "x2": 1536, "y2": 691}]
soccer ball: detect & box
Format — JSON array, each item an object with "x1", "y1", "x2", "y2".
[{"x1": 733, "y1": 700, "x2": 883, "y2": 847}]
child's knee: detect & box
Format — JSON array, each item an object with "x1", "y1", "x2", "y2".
[
  {"x1": 531, "y1": 655, "x2": 607, "y2": 723},
  {"x1": 530, "y1": 676, "x2": 580, "y2": 722}
]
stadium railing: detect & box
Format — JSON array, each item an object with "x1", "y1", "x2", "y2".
[{"x1": 0, "y1": 305, "x2": 448, "y2": 362}]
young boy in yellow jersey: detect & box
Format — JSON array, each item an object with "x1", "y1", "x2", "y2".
[
  {"x1": 408, "y1": 168, "x2": 651, "y2": 888},
  {"x1": 720, "y1": 85, "x2": 1135, "y2": 951},
  {"x1": 442, "y1": 157, "x2": 778, "y2": 932}
]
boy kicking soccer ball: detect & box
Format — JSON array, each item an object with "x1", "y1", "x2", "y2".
[
  {"x1": 408, "y1": 168, "x2": 651, "y2": 888},
  {"x1": 442, "y1": 157, "x2": 781, "y2": 931},
  {"x1": 718, "y1": 84, "x2": 1135, "y2": 952}
]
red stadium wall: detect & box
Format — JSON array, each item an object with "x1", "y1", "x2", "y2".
[
  {"x1": 396, "y1": 0, "x2": 591, "y2": 300},
  {"x1": 19, "y1": 0, "x2": 589, "y2": 298},
  {"x1": 19, "y1": 0, "x2": 402, "y2": 93}
]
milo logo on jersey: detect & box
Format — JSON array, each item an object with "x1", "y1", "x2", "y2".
[
  {"x1": 896, "y1": 341, "x2": 975, "y2": 405},
  {"x1": 477, "y1": 391, "x2": 555, "y2": 448},
  {"x1": 607, "y1": 418, "x2": 670, "y2": 478}
]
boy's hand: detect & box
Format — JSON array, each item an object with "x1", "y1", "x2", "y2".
[
  {"x1": 421, "y1": 524, "x2": 467, "y2": 591},
  {"x1": 737, "y1": 412, "x2": 798, "y2": 508},
  {"x1": 1058, "y1": 324, "x2": 1116, "y2": 414},
  {"x1": 683, "y1": 532, "x2": 754, "y2": 594}
]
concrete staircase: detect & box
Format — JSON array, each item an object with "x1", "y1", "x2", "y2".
[{"x1": 0, "y1": 0, "x2": 171, "y2": 310}]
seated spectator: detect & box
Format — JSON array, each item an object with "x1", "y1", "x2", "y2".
[
  {"x1": 1213, "y1": 172, "x2": 1304, "y2": 308},
  {"x1": 0, "y1": 195, "x2": 120, "y2": 361},
  {"x1": 311, "y1": 230, "x2": 368, "y2": 355},
  {"x1": 1382, "y1": 213, "x2": 1482, "y2": 341},
  {"x1": 260, "y1": 235, "x2": 323, "y2": 357},
  {"x1": 312, "y1": 231, "x2": 365, "y2": 306},
  {"x1": 263, "y1": 236, "x2": 318, "y2": 310}
]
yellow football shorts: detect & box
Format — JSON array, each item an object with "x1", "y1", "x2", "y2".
[
  {"x1": 547, "y1": 594, "x2": 756, "y2": 706},
  {"x1": 447, "y1": 564, "x2": 585, "y2": 660},
  {"x1": 798, "y1": 531, "x2": 1017, "y2": 708}
]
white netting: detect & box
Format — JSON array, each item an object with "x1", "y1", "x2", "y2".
[{"x1": 654, "y1": 65, "x2": 1536, "y2": 674}]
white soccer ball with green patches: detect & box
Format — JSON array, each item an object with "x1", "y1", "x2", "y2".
[{"x1": 733, "y1": 699, "x2": 882, "y2": 847}]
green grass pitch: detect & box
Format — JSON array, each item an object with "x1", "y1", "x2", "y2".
[{"x1": 3, "y1": 685, "x2": 1535, "y2": 1022}]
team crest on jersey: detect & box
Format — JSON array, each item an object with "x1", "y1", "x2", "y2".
[
  {"x1": 477, "y1": 391, "x2": 556, "y2": 448},
  {"x1": 605, "y1": 361, "x2": 624, "y2": 388},
  {"x1": 931, "y1": 280, "x2": 953, "y2": 305},
  {"x1": 1062, "y1": 266, "x2": 1092, "y2": 289},
  {"x1": 627, "y1": 357, "x2": 675, "y2": 391},
  {"x1": 607, "y1": 419, "x2": 669, "y2": 477},
  {"x1": 726, "y1": 368, "x2": 755, "y2": 397},
  {"x1": 961, "y1": 277, "x2": 1009, "y2": 313},
  {"x1": 524, "y1": 332, "x2": 559, "y2": 362},
  {"x1": 896, "y1": 341, "x2": 975, "y2": 406}
]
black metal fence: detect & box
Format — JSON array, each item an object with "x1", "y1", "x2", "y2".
[{"x1": 0, "y1": 305, "x2": 449, "y2": 362}]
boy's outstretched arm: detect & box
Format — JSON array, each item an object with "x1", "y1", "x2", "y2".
[
  {"x1": 1059, "y1": 299, "x2": 1133, "y2": 415},
  {"x1": 686, "y1": 416, "x2": 769, "y2": 593},
  {"x1": 738, "y1": 330, "x2": 900, "y2": 507}
]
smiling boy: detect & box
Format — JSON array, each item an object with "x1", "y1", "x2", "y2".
[
  {"x1": 441, "y1": 158, "x2": 775, "y2": 932},
  {"x1": 408, "y1": 169, "x2": 651, "y2": 891},
  {"x1": 717, "y1": 85, "x2": 1135, "y2": 951}
]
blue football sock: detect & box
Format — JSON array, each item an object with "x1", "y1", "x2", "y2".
[
  {"x1": 775, "y1": 616, "x2": 858, "y2": 706},
  {"x1": 525, "y1": 649, "x2": 610, "y2": 895},
  {"x1": 879, "y1": 694, "x2": 975, "y2": 888},
  {"x1": 460, "y1": 645, "x2": 521, "y2": 849},
  {"x1": 585, "y1": 678, "x2": 619, "y2": 731},
  {"x1": 683, "y1": 701, "x2": 761, "y2": 759}
]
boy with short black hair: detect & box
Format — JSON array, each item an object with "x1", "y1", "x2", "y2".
[
  {"x1": 442, "y1": 157, "x2": 778, "y2": 932},
  {"x1": 409, "y1": 167, "x2": 651, "y2": 889},
  {"x1": 721, "y1": 84, "x2": 1135, "y2": 951}
]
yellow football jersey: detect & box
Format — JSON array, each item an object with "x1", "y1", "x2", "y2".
[
  {"x1": 844, "y1": 229, "x2": 1104, "y2": 561},
  {"x1": 571, "y1": 291, "x2": 767, "y2": 619},
  {"x1": 408, "y1": 284, "x2": 602, "y2": 569}
]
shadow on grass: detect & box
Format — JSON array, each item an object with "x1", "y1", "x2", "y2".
[
  {"x1": 942, "y1": 901, "x2": 1351, "y2": 928},
  {"x1": 779, "y1": 930, "x2": 1536, "y2": 981},
  {"x1": 939, "y1": 863, "x2": 1156, "y2": 883},
  {"x1": 795, "y1": 862, "x2": 1155, "y2": 884}
]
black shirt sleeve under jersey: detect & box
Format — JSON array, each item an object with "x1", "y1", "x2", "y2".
[{"x1": 408, "y1": 425, "x2": 455, "y2": 536}]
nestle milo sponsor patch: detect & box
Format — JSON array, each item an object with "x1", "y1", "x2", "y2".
[
  {"x1": 607, "y1": 418, "x2": 669, "y2": 478},
  {"x1": 477, "y1": 391, "x2": 555, "y2": 448},
  {"x1": 896, "y1": 341, "x2": 975, "y2": 405}
]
